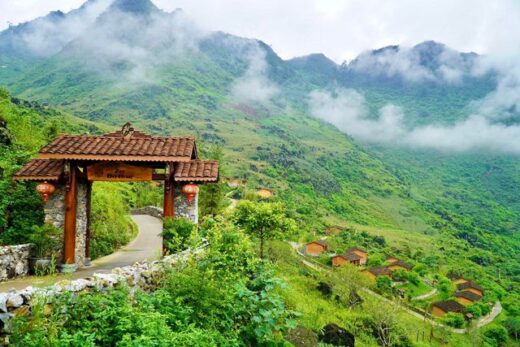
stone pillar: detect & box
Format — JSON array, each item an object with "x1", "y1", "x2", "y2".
[
  {"x1": 42, "y1": 179, "x2": 88, "y2": 269},
  {"x1": 44, "y1": 184, "x2": 66, "y2": 229},
  {"x1": 174, "y1": 185, "x2": 198, "y2": 224},
  {"x1": 74, "y1": 180, "x2": 88, "y2": 268}
]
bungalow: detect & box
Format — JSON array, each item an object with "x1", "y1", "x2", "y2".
[
  {"x1": 345, "y1": 247, "x2": 368, "y2": 265},
  {"x1": 332, "y1": 252, "x2": 363, "y2": 267},
  {"x1": 432, "y1": 300, "x2": 465, "y2": 317},
  {"x1": 362, "y1": 266, "x2": 392, "y2": 280},
  {"x1": 386, "y1": 256, "x2": 399, "y2": 264},
  {"x1": 388, "y1": 260, "x2": 412, "y2": 272},
  {"x1": 305, "y1": 240, "x2": 329, "y2": 256},
  {"x1": 448, "y1": 274, "x2": 469, "y2": 285},
  {"x1": 457, "y1": 281, "x2": 484, "y2": 297},
  {"x1": 455, "y1": 291, "x2": 482, "y2": 306}
]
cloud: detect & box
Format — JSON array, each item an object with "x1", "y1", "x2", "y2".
[
  {"x1": 348, "y1": 42, "x2": 474, "y2": 84},
  {"x1": 230, "y1": 43, "x2": 279, "y2": 104},
  {"x1": 309, "y1": 88, "x2": 520, "y2": 154}
]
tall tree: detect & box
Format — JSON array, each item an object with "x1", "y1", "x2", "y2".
[
  {"x1": 232, "y1": 201, "x2": 296, "y2": 258},
  {"x1": 199, "y1": 144, "x2": 228, "y2": 217}
]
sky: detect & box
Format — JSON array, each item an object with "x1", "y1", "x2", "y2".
[{"x1": 1, "y1": 0, "x2": 519, "y2": 62}]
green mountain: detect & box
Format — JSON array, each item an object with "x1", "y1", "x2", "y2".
[{"x1": 0, "y1": 0, "x2": 519, "y2": 344}]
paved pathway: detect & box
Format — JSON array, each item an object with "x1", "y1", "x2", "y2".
[
  {"x1": 412, "y1": 287, "x2": 437, "y2": 301},
  {"x1": 0, "y1": 215, "x2": 162, "y2": 292}
]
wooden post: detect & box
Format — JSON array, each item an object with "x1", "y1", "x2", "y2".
[
  {"x1": 63, "y1": 163, "x2": 78, "y2": 265},
  {"x1": 85, "y1": 180, "x2": 92, "y2": 261},
  {"x1": 163, "y1": 163, "x2": 175, "y2": 218},
  {"x1": 162, "y1": 163, "x2": 174, "y2": 255}
]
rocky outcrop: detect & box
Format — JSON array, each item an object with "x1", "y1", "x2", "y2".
[
  {"x1": 0, "y1": 244, "x2": 206, "y2": 344},
  {"x1": 0, "y1": 245, "x2": 32, "y2": 282}
]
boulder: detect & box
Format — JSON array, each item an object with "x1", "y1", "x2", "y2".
[{"x1": 319, "y1": 323, "x2": 355, "y2": 347}]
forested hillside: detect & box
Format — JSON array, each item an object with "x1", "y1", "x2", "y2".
[{"x1": 0, "y1": 0, "x2": 519, "y2": 345}]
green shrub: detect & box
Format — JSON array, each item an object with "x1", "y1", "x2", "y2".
[
  {"x1": 442, "y1": 312, "x2": 465, "y2": 328},
  {"x1": 27, "y1": 223, "x2": 61, "y2": 258},
  {"x1": 482, "y1": 324, "x2": 508, "y2": 347},
  {"x1": 161, "y1": 217, "x2": 196, "y2": 254}
]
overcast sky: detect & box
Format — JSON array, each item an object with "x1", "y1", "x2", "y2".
[{"x1": 1, "y1": 0, "x2": 519, "y2": 62}]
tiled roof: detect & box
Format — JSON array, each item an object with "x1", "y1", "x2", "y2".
[
  {"x1": 342, "y1": 252, "x2": 362, "y2": 261},
  {"x1": 14, "y1": 159, "x2": 64, "y2": 181},
  {"x1": 174, "y1": 160, "x2": 219, "y2": 182},
  {"x1": 38, "y1": 133, "x2": 196, "y2": 162},
  {"x1": 457, "y1": 281, "x2": 483, "y2": 292},
  {"x1": 455, "y1": 291, "x2": 482, "y2": 302},
  {"x1": 389, "y1": 260, "x2": 413, "y2": 270},
  {"x1": 433, "y1": 300, "x2": 465, "y2": 313},
  {"x1": 367, "y1": 266, "x2": 392, "y2": 276},
  {"x1": 346, "y1": 247, "x2": 367, "y2": 255},
  {"x1": 308, "y1": 240, "x2": 329, "y2": 248}
]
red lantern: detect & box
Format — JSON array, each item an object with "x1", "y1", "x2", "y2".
[
  {"x1": 182, "y1": 183, "x2": 199, "y2": 205},
  {"x1": 36, "y1": 181, "x2": 56, "y2": 203}
]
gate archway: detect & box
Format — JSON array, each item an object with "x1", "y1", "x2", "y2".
[{"x1": 14, "y1": 123, "x2": 219, "y2": 271}]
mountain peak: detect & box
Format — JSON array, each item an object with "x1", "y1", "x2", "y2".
[{"x1": 108, "y1": 0, "x2": 160, "y2": 14}]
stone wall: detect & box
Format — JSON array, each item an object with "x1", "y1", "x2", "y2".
[
  {"x1": 44, "y1": 185, "x2": 65, "y2": 229},
  {"x1": 0, "y1": 245, "x2": 32, "y2": 283},
  {"x1": 0, "y1": 244, "x2": 206, "y2": 344},
  {"x1": 174, "y1": 186, "x2": 198, "y2": 224},
  {"x1": 131, "y1": 206, "x2": 164, "y2": 219}
]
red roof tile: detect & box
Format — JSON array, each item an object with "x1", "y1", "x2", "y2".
[
  {"x1": 38, "y1": 132, "x2": 196, "y2": 162},
  {"x1": 174, "y1": 160, "x2": 219, "y2": 182},
  {"x1": 14, "y1": 159, "x2": 64, "y2": 181}
]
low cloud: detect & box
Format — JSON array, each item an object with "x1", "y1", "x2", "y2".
[
  {"x1": 309, "y1": 88, "x2": 520, "y2": 154},
  {"x1": 348, "y1": 42, "x2": 474, "y2": 84},
  {"x1": 230, "y1": 43, "x2": 279, "y2": 104}
]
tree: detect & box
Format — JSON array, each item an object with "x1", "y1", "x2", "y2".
[
  {"x1": 199, "y1": 144, "x2": 228, "y2": 217},
  {"x1": 483, "y1": 324, "x2": 508, "y2": 347},
  {"x1": 376, "y1": 276, "x2": 393, "y2": 295},
  {"x1": 232, "y1": 201, "x2": 296, "y2": 258}
]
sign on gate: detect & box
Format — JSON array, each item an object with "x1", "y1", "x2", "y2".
[{"x1": 87, "y1": 162, "x2": 152, "y2": 181}]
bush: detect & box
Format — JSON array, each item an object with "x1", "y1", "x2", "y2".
[
  {"x1": 442, "y1": 313, "x2": 465, "y2": 328},
  {"x1": 161, "y1": 217, "x2": 196, "y2": 254},
  {"x1": 482, "y1": 324, "x2": 508, "y2": 346},
  {"x1": 27, "y1": 223, "x2": 61, "y2": 258},
  {"x1": 375, "y1": 276, "x2": 393, "y2": 295}
]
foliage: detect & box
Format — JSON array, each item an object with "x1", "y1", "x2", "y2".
[
  {"x1": 10, "y1": 218, "x2": 294, "y2": 346},
  {"x1": 482, "y1": 324, "x2": 508, "y2": 347},
  {"x1": 199, "y1": 144, "x2": 229, "y2": 217},
  {"x1": 161, "y1": 217, "x2": 196, "y2": 254},
  {"x1": 375, "y1": 276, "x2": 393, "y2": 296},
  {"x1": 89, "y1": 182, "x2": 138, "y2": 259},
  {"x1": 442, "y1": 313, "x2": 465, "y2": 328},
  {"x1": 27, "y1": 223, "x2": 61, "y2": 258},
  {"x1": 233, "y1": 200, "x2": 296, "y2": 258}
]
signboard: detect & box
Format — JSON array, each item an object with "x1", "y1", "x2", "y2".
[{"x1": 87, "y1": 162, "x2": 152, "y2": 182}]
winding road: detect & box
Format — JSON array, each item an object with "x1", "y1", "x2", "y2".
[{"x1": 0, "y1": 215, "x2": 163, "y2": 293}]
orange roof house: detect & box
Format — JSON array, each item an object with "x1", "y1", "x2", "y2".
[
  {"x1": 455, "y1": 291, "x2": 482, "y2": 306},
  {"x1": 344, "y1": 247, "x2": 368, "y2": 265},
  {"x1": 386, "y1": 256, "x2": 399, "y2": 264},
  {"x1": 388, "y1": 260, "x2": 412, "y2": 272},
  {"x1": 362, "y1": 266, "x2": 392, "y2": 280},
  {"x1": 447, "y1": 274, "x2": 470, "y2": 285},
  {"x1": 332, "y1": 252, "x2": 363, "y2": 267},
  {"x1": 432, "y1": 300, "x2": 465, "y2": 317},
  {"x1": 305, "y1": 240, "x2": 329, "y2": 256},
  {"x1": 457, "y1": 281, "x2": 483, "y2": 297}
]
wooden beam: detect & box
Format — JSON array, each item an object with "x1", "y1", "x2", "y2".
[{"x1": 63, "y1": 163, "x2": 78, "y2": 265}]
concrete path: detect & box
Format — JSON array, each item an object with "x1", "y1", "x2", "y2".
[
  {"x1": 0, "y1": 215, "x2": 162, "y2": 292},
  {"x1": 412, "y1": 287, "x2": 437, "y2": 301}
]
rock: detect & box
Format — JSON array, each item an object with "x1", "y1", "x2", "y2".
[
  {"x1": 6, "y1": 295, "x2": 23, "y2": 309},
  {"x1": 285, "y1": 326, "x2": 319, "y2": 347},
  {"x1": 0, "y1": 295, "x2": 7, "y2": 313},
  {"x1": 0, "y1": 313, "x2": 11, "y2": 332},
  {"x1": 12, "y1": 306, "x2": 30, "y2": 317},
  {"x1": 319, "y1": 323, "x2": 355, "y2": 347}
]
